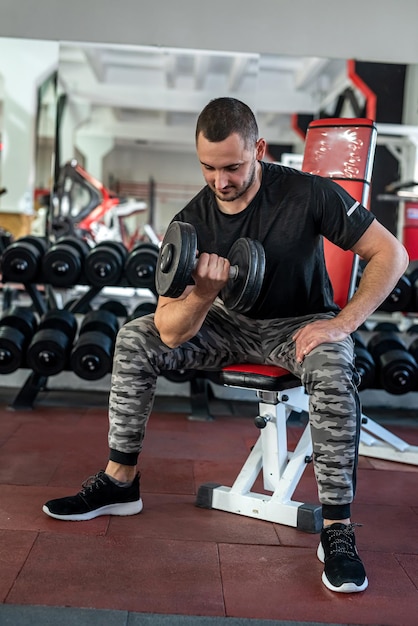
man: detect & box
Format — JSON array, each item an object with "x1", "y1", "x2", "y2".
[{"x1": 43, "y1": 97, "x2": 409, "y2": 594}]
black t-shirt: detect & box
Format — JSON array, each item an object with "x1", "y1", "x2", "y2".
[{"x1": 173, "y1": 161, "x2": 375, "y2": 319}]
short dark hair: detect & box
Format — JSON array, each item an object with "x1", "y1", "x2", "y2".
[{"x1": 195, "y1": 97, "x2": 258, "y2": 148}]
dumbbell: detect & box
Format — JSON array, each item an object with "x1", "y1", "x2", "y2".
[
  {"x1": 70, "y1": 309, "x2": 119, "y2": 380},
  {"x1": 124, "y1": 242, "x2": 159, "y2": 290},
  {"x1": 83, "y1": 241, "x2": 128, "y2": 287},
  {"x1": 1, "y1": 235, "x2": 49, "y2": 283},
  {"x1": 26, "y1": 309, "x2": 78, "y2": 376},
  {"x1": 408, "y1": 339, "x2": 418, "y2": 382},
  {"x1": 156, "y1": 221, "x2": 265, "y2": 313},
  {"x1": 406, "y1": 266, "x2": 418, "y2": 311},
  {"x1": 42, "y1": 236, "x2": 91, "y2": 287},
  {"x1": 125, "y1": 300, "x2": 157, "y2": 323},
  {"x1": 99, "y1": 300, "x2": 129, "y2": 318},
  {"x1": 373, "y1": 322, "x2": 400, "y2": 333},
  {"x1": 160, "y1": 368, "x2": 197, "y2": 384},
  {"x1": 367, "y1": 331, "x2": 418, "y2": 394},
  {"x1": 377, "y1": 275, "x2": 412, "y2": 312},
  {"x1": 0, "y1": 306, "x2": 38, "y2": 374},
  {"x1": 352, "y1": 332, "x2": 375, "y2": 391}
]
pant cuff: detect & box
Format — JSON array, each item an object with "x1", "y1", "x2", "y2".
[
  {"x1": 321, "y1": 503, "x2": 351, "y2": 521},
  {"x1": 109, "y1": 448, "x2": 139, "y2": 466}
]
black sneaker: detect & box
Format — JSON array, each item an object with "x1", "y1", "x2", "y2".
[
  {"x1": 42, "y1": 470, "x2": 143, "y2": 521},
  {"x1": 317, "y1": 523, "x2": 368, "y2": 593}
]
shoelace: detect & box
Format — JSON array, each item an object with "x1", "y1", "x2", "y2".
[
  {"x1": 325, "y1": 523, "x2": 362, "y2": 558},
  {"x1": 80, "y1": 471, "x2": 107, "y2": 494}
]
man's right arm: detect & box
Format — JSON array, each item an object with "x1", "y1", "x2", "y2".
[{"x1": 154, "y1": 252, "x2": 230, "y2": 348}]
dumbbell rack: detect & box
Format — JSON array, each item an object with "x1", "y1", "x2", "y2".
[
  {"x1": 0, "y1": 234, "x2": 160, "y2": 410},
  {"x1": 2, "y1": 281, "x2": 108, "y2": 409}
]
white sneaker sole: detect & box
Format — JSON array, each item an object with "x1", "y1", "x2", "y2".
[
  {"x1": 43, "y1": 498, "x2": 143, "y2": 521},
  {"x1": 317, "y1": 541, "x2": 368, "y2": 593}
]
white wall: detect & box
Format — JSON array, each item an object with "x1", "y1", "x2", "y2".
[
  {"x1": 104, "y1": 145, "x2": 204, "y2": 234},
  {"x1": 0, "y1": 0, "x2": 417, "y2": 65}
]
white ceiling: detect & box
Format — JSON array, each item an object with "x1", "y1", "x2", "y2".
[{"x1": 56, "y1": 42, "x2": 349, "y2": 152}]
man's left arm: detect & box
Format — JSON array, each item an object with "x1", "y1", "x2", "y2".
[{"x1": 293, "y1": 220, "x2": 409, "y2": 363}]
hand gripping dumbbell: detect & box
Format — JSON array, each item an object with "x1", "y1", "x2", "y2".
[
  {"x1": 155, "y1": 221, "x2": 265, "y2": 313},
  {"x1": 70, "y1": 309, "x2": 119, "y2": 380},
  {"x1": 367, "y1": 331, "x2": 418, "y2": 394},
  {"x1": 26, "y1": 309, "x2": 78, "y2": 376},
  {"x1": 1, "y1": 236, "x2": 49, "y2": 283},
  {"x1": 0, "y1": 306, "x2": 38, "y2": 374},
  {"x1": 42, "y1": 236, "x2": 91, "y2": 287}
]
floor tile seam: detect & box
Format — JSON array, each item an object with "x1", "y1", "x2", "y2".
[
  {"x1": 214, "y1": 542, "x2": 227, "y2": 619},
  {"x1": 3, "y1": 531, "x2": 40, "y2": 604},
  {"x1": 393, "y1": 553, "x2": 418, "y2": 592}
]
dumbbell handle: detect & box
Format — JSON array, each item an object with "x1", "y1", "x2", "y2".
[
  {"x1": 191, "y1": 257, "x2": 238, "y2": 280},
  {"x1": 160, "y1": 243, "x2": 238, "y2": 280}
]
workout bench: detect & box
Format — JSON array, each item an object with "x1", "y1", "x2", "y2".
[{"x1": 196, "y1": 118, "x2": 418, "y2": 533}]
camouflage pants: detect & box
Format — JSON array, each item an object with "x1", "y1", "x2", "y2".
[{"x1": 108, "y1": 300, "x2": 360, "y2": 508}]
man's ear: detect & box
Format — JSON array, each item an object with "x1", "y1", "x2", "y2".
[{"x1": 256, "y1": 138, "x2": 267, "y2": 159}]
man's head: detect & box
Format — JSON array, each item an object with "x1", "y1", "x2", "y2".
[
  {"x1": 195, "y1": 98, "x2": 266, "y2": 206},
  {"x1": 195, "y1": 97, "x2": 259, "y2": 149}
]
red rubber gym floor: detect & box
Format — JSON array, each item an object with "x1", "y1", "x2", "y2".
[{"x1": 0, "y1": 386, "x2": 417, "y2": 626}]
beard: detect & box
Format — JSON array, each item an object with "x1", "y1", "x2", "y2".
[{"x1": 212, "y1": 160, "x2": 258, "y2": 202}]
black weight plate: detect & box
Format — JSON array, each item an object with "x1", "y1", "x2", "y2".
[
  {"x1": 18, "y1": 235, "x2": 49, "y2": 256},
  {"x1": 125, "y1": 301, "x2": 156, "y2": 323},
  {"x1": 124, "y1": 243, "x2": 159, "y2": 288},
  {"x1": 378, "y1": 275, "x2": 412, "y2": 312},
  {"x1": 70, "y1": 331, "x2": 114, "y2": 380},
  {"x1": 42, "y1": 243, "x2": 84, "y2": 287},
  {"x1": 99, "y1": 300, "x2": 129, "y2": 318},
  {"x1": 379, "y1": 350, "x2": 418, "y2": 394},
  {"x1": 79, "y1": 309, "x2": 119, "y2": 338},
  {"x1": 26, "y1": 328, "x2": 71, "y2": 375},
  {"x1": 39, "y1": 309, "x2": 77, "y2": 340},
  {"x1": 161, "y1": 369, "x2": 197, "y2": 383},
  {"x1": 84, "y1": 243, "x2": 126, "y2": 286},
  {"x1": 0, "y1": 326, "x2": 26, "y2": 373},
  {"x1": 1, "y1": 241, "x2": 42, "y2": 282},
  {"x1": 0, "y1": 305, "x2": 37, "y2": 338},
  {"x1": 221, "y1": 238, "x2": 265, "y2": 313},
  {"x1": 56, "y1": 235, "x2": 91, "y2": 258},
  {"x1": 156, "y1": 222, "x2": 197, "y2": 298}
]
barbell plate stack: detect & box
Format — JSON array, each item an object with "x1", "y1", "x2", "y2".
[{"x1": 156, "y1": 222, "x2": 197, "y2": 298}]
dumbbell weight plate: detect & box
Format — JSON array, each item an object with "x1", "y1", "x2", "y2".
[
  {"x1": 79, "y1": 309, "x2": 119, "y2": 338},
  {"x1": 0, "y1": 306, "x2": 38, "y2": 373},
  {"x1": 368, "y1": 331, "x2": 418, "y2": 394},
  {"x1": 0, "y1": 327, "x2": 27, "y2": 373},
  {"x1": 42, "y1": 236, "x2": 90, "y2": 287},
  {"x1": 0, "y1": 306, "x2": 38, "y2": 337},
  {"x1": 161, "y1": 369, "x2": 197, "y2": 383},
  {"x1": 124, "y1": 242, "x2": 159, "y2": 289},
  {"x1": 1, "y1": 236, "x2": 48, "y2": 283},
  {"x1": 156, "y1": 222, "x2": 197, "y2": 298},
  {"x1": 125, "y1": 301, "x2": 157, "y2": 322},
  {"x1": 99, "y1": 300, "x2": 129, "y2": 318},
  {"x1": 70, "y1": 331, "x2": 114, "y2": 380},
  {"x1": 220, "y1": 238, "x2": 265, "y2": 313},
  {"x1": 84, "y1": 241, "x2": 127, "y2": 287},
  {"x1": 378, "y1": 275, "x2": 412, "y2": 312},
  {"x1": 26, "y1": 328, "x2": 71, "y2": 376}
]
